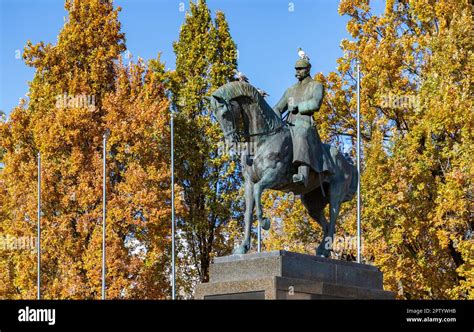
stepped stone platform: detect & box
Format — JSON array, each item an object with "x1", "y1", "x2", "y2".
[{"x1": 194, "y1": 250, "x2": 395, "y2": 300}]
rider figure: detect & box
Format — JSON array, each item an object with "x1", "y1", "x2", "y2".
[{"x1": 274, "y1": 58, "x2": 331, "y2": 187}]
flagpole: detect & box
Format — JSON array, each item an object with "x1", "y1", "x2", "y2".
[
  {"x1": 257, "y1": 221, "x2": 261, "y2": 253},
  {"x1": 171, "y1": 105, "x2": 176, "y2": 300},
  {"x1": 102, "y1": 130, "x2": 109, "y2": 300},
  {"x1": 37, "y1": 151, "x2": 41, "y2": 300},
  {"x1": 356, "y1": 60, "x2": 362, "y2": 263}
]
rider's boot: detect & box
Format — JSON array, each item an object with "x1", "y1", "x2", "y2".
[
  {"x1": 292, "y1": 164, "x2": 309, "y2": 187},
  {"x1": 246, "y1": 154, "x2": 253, "y2": 166}
]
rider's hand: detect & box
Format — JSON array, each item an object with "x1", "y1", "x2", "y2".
[{"x1": 291, "y1": 106, "x2": 299, "y2": 114}]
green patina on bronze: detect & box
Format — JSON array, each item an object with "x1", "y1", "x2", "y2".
[
  {"x1": 207, "y1": 58, "x2": 358, "y2": 257},
  {"x1": 274, "y1": 59, "x2": 332, "y2": 187}
]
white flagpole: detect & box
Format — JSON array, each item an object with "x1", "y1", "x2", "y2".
[
  {"x1": 37, "y1": 151, "x2": 41, "y2": 300},
  {"x1": 171, "y1": 106, "x2": 176, "y2": 300},
  {"x1": 257, "y1": 221, "x2": 261, "y2": 253},
  {"x1": 356, "y1": 60, "x2": 362, "y2": 264},
  {"x1": 102, "y1": 130, "x2": 109, "y2": 300}
]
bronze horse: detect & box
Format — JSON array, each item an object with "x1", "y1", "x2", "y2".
[{"x1": 207, "y1": 81, "x2": 357, "y2": 257}]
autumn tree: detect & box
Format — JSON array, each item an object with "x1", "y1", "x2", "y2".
[
  {"x1": 100, "y1": 56, "x2": 175, "y2": 299},
  {"x1": 315, "y1": 0, "x2": 473, "y2": 299},
  {"x1": 169, "y1": 0, "x2": 242, "y2": 291},
  {"x1": 0, "y1": 0, "x2": 174, "y2": 299},
  {"x1": 0, "y1": 110, "x2": 5, "y2": 165},
  {"x1": 0, "y1": 0, "x2": 126, "y2": 299},
  {"x1": 263, "y1": 0, "x2": 472, "y2": 300}
]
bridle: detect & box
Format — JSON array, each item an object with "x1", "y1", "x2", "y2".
[
  {"x1": 219, "y1": 98, "x2": 284, "y2": 141},
  {"x1": 220, "y1": 99, "x2": 239, "y2": 139},
  {"x1": 247, "y1": 123, "x2": 285, "y2": 138}
]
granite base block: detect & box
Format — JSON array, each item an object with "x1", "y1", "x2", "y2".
[{"x1": 194, "y1": 250, "x2": 395, "y2": 300}]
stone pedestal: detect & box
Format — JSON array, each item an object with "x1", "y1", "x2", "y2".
[{"x1": 195, "y1": 250, "x2": 395, "y2": 299}]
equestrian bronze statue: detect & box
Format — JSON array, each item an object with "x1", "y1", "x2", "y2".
[{"x1": 206, "y1": 58, "x2": 357, "y2": 257}]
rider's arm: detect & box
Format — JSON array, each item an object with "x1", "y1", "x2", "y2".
[
  {"x1": 273, "y1": 90, "x2": 289, "y2": 115},
  {"x1": 299, "y1": 81, "x2": 324, "y2": 115}
]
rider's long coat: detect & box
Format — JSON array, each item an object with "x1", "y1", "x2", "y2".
[{"x1": 274, "y1": 76, "x2": 333, "y2": 174}]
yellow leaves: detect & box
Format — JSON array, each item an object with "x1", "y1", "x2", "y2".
[
  {"x1": 336, "y1": 57, "x2": 351, "y2": 74},
  {"x1": 324, "y1": 0, "x2": 474, "y2": 299},
  {"x1": 436, "y1": 229, "x2": 450, "y2": 249},
  {"x1": 339, "y1": 39, "x2": 357, "y2": 53},
  {"x1": 1, "y1": 0, "x2": 178, "y2": 299},
  {"x1": 262, "y1": 191, "x2": 322, "y2": 254},
  {"x1": 338, "y1": 0, "x2": 370, "y2": 16},
  {"x1": 396, "y1": 191, "x2": 405, "y2": 202},
  {"x1": 384, "y1": 0, "x2": 395, "y2": 16},
  {"x1": 346, "y1": 19, "x2": 362, "y2": 38}
]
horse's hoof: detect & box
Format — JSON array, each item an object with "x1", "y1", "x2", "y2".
[
  {"x1": 233, "y1": 244, "x2": 248, "y2": 255},
  {"x1": 316, "y1": 247, "x2": 331, "y2": 258},
  {"x1": 260, "y1": 217, "x2": 271, "y2": 231}
]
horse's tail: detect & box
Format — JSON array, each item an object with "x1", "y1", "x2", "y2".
[
  {"x1": 321, "y1": 143, "x2": 357, "y2": 202},
  {"x1": 343, "y1": 162, "x2": 358, "y2": 202}
]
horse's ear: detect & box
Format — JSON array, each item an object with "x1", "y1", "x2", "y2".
[{"x1": 212, "y1": 94, "x2": 225, "y2": 104}]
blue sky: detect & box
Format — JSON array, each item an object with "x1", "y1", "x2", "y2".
[{"x1": 0, "y1": 0, "x2": 385, "y2": 116}]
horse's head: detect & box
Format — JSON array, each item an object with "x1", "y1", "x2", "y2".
[
  {"x1": 206, "y1": 93, "x2": 242, "y2": 143},
  {"x1": 206, "y1": 81, "x2": 282, "y2": 143}
]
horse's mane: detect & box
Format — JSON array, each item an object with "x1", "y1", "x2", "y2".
[{"x1": 212, "y1": 81, "x2": 283, "y2": 133}]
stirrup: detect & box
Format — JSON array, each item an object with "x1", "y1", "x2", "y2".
[
  {"x1": 245, "y1": 155, "x2": 253, "y2": 166},
  {"x1": 292, "y1": 173, "x2": 305, "y2": 185}
]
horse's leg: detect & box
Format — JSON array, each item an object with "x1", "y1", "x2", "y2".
[
  {"x1": 316, "y1": 208, "x2": 331, "y2": 257},
  {"x1": 254, "y1": 168, "x2": 281, "y2": 232},
  {"x1": 327, "y1": 181, "x2": 344, "y2": 256},
  {"x1": 301, "y1": 187, "x2": 330, "y2": 257},
  {"x1": 233, "y1": 179, "x2": 254, "y2": 254}
]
